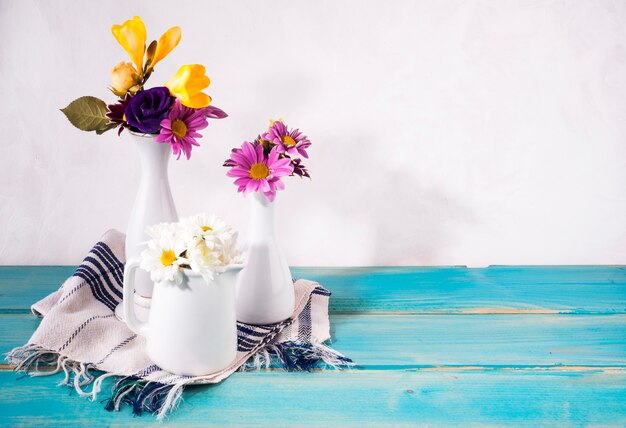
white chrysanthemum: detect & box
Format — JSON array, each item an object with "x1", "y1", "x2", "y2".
[
  {"x1": 141, "y1": 215, "x2": 245, "y2": 284},
  {"x1": 180, "y1": 213, "x2": 235, "y2": 243},
  {"x1": 140, "y1": 224, "x2": 188, "y2": 285},
  {"x1": 145, "y1": 222, "x2": 182, "y2": 241},
  {"x1": 180, "y1": 213, "x2": 244, "y2": 269},
  {"x1": 186, "y1": 234, "x2": 223, "y2": 280},
  {"x1": 218, "y1": 231, "x2": 244, "y2": 266}
]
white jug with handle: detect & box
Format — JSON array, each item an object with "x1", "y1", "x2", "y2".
[{"x1": 123, "y1": 259, "x2": 243, "y2": 376}]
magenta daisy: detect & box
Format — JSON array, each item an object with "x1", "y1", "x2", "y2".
[
  {"x1": 225, "y1": 141, "x2": 294, "y2": 201},
  {"x1": 263, "y1": 120, "x2": 311, "y2": 158},
  {"x1": 156, "y1": 99, "x2": 208, "y2": 160}
]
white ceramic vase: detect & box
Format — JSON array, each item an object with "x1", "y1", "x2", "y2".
[
  {"x1": 116, "y1": 133, "x2": 178, "y2": 322},
  {"x1": 123, "y1": 260, "x2": 242, "y2": 376},
  {"x1": 235, "y1": 193, "x2": 295, "y2": 325}
]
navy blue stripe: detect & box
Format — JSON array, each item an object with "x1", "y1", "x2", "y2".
[
  {"x1": 55, "y1": 282, "x2": 87, "y2": 307},
  {"x1": 73, "y1": 269, "x2": 110, "y2": 308},
  {"x1": 95, "y1": 241, "x2": 123, "y2": 267},
  {"x1": 74, "y1": 269, "x2": 116, "y2": 311},
  {"x1": 237, "y1": 343, "x2": 255, "y2": 352},
  {"x1": 96, "y1": 334, "x2": 136, "y2": 365},
  {"x1": 237, "y1": 339, "x2": 258, "y2": 348},
  {"x1": 74, "y1": 267, "x2": 117, "y2": 311},
  {"x1": 91, "y1": 246, "x2": 124, "y2": 293},
  {"x1": 85, "y1": 256, "x2": 122, "y2": 303},
  {"x1": 134, "y1": 364, "x2": 161, "y2": 377},
  {"x1": 80, "y1": 261, "x2": 121, "y2": 305},
  {"x1": 237, "y1": 322, "x2": 274, "y2": 332},
  {"x1": 92, "y1": 244, "x2": 124, "y2": 285},
  {"x1": 238, "y1": 316, "x2": 298, "y2": 354},
  {"x1": 238, "y1": 337, "x2": 265, "y2": 350},
  {"x1": 237, "y1": 335, "x2": 263, "y2": 348},
  {"x1": 93, "y1": 243, "x2": 123, "y2": 270},
  {"x1": 253, "y1": 324, "x2": 275, "y2": 331},
  {"x1": 237, "y1": 324, "x2": 276, "y2": 338},
  {"x1": 94, "y1": 242, "x2": 125, "y2": 294},
  {"x1": 312, "y1": 287, "x2": 331, "y2": 296},
  {"x1": 59, "y1": 313, "x2": 116, "y2": 351},
  {"x1": 84, "y1": 256, "x2": 123, "y2": 301}
]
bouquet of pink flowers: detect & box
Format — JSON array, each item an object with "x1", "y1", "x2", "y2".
[
  {"x1": 61, "y1": 16, "x2": 226, "y2": 159},
  {"x1": 223, "y1": 120, "x2": 311, "y2": 201}
]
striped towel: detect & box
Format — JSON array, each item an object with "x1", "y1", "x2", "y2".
[{"x1": 7, "y1": 230, "x2": 352, "y2": 420}]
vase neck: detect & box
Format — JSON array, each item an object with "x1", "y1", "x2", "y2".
[
  {"x1": 248, "y1": 193, "x2": 275, "y2": 240},
  {"x1": 131, "y1": 134, "x2": 171, "y2": 177}
]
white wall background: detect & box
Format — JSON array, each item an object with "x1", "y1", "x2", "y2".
[{"x1": 1, "y1": 0, "x2": 625, "y2": 266}]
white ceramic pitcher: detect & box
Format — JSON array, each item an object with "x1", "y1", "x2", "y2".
[{"x1": 123, "y1": 259, "x2": 243, "y2": 376}]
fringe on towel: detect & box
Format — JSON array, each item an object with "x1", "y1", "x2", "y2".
[
  {"x1": 104, "y1": 377, "x2": 184, "y2": 420},
  {"x1": 240, "y1": 341, "x2": 355, "y2": 372},
  {"x1": 6, "y1": 344, "x2": 182, "y2": 420},
  {"x1": 6, "y1": 341, "x2": 353, "y2": 420}
]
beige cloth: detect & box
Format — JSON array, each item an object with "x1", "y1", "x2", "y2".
[{"x1": 8, "y1": 230, "x2": 348, "y2": 419}]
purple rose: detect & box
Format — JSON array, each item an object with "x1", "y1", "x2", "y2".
[{"x1": 124, "y1": 87, "x2": 174, "y2": 134}]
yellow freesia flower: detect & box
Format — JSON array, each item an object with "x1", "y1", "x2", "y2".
[
  {"x1": 165, "y1": 64, "x2": 212, "y2": 108},
  {"x1": 111, "y1": 16, "x2": 147, "y2": 74},
  {"x1": 150, "y1": 26, "x2": 182, "y2": 70}
]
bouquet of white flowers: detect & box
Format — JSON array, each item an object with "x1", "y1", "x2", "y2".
[{"x1": 140, "y1": 214, "x2": 244, "y2": 284}]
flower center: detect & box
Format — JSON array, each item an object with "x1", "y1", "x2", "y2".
[
  {"x1": 160, "y1": 250, "x2": 176, "y2": 267},
  {"x1": 249, "y1": 163, "x2": 270, "y2": 180},
  {"x1": 201, "y1": 226, "x2": 213, "y2": 232},
  {"x1": 281, "y1": 135, "x2": 297, "y2": 147},
  {"x1": 171, "y1": 119, "x2": 187, "y2": 138}
]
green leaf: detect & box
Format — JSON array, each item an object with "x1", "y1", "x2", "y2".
[
  {"x1": 95, "y1": 122, "x2": 117, "y2": 135},
  {"x1": 60, "y1": 96, "x2": 110, "y2": 133}
]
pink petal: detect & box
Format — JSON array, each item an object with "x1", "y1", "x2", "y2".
[
  {"x1": 234, "y1": 177, "x2": 251, "y2": 186},
  {"x1": 268, "y1": 149, "x2": 279, "y2": 164},
  {"x1": 228, "y1": 168, "x2": 252, "y2": 178},
  {"x1": 255, "y1": 143, "x2": 265, "y2": 161},
  {"x1": 242, "y1": 142, "x2": 257, "y2": 163}
]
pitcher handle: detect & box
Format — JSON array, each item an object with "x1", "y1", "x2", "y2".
[{"x1": 123, "y1": 258, "x2": 148, "y2": 336}]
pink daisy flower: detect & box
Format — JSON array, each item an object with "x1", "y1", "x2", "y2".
[
  {"x1": 225, "y1": 141, "x2": 294, "y2": 201},
  {"x1": 263, "y1": 120, "x2": 311, "y2": 158},
  {"x1": 156, "y1": 99, "x2": 209, "y2": 160}
]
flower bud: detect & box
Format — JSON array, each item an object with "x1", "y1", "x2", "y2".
[{"x1": 111, "y1": 61, "x2": 139, "y2": 95}]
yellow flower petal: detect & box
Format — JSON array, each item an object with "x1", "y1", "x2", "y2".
[
  {"x1": 184, "y1": 93, "x2": 212, "y2": 109},
  {"x1": 111, "y1": 16, "x2": 147, "y2": 74},
  {"x1": 165, "y1": 64, "x2": 212, "y2": 108},
  {"x1": 151, "y1": 26, "x2": 181, "y2": 69}
]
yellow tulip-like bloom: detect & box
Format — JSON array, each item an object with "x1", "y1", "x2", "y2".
[
  {"x1": 165, "y1": 64, "x2": 212, "y2": 108},
  {"x1": 111, "y1": 61, "x2": 139, "y2": 95},
  {"x1": 150, "y1": 26, "x2": 181, "y2": 70},
  {"x1": 111, "y1": 16, "x2": 147, "y2": 74}
]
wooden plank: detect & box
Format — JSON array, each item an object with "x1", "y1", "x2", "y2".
[
  {"x1": 0, "y1": 267, "x2": 74, "y2": 313},
  {"x1": 1, "y1": 266, "x2": 625, "y2": 314},
  {"x1": 298, "y1": 266, "x2": 626, "y2": 314},
  {"x1": 3, "y1": 313, "x2": 625, "y2": 369},
  {"x1": 0, "y1": 370, "x2": 625, "y2": 426}
]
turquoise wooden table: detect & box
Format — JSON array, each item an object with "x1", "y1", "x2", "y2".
[{"x1": 1, "y1": 266, "x2": 625, "y2": 426}]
